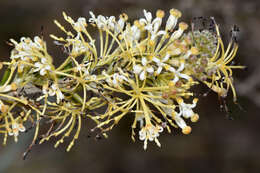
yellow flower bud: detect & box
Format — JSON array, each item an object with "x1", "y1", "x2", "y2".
[
  {"x1": 179, "y1": 22, "x2": 188, "y2": 30},
  {"x1": 182, "y1": 126, "x2": 192, "y2": 134},
  {"x1": 191, "y1": 114, "x2": 199, "y2": 122},
  {"x1": 170, "y1": 9, "x2": 182, "y2": 18},
  {"x1": 156, "y1": 10, "x2": 165, "y2": 18}
]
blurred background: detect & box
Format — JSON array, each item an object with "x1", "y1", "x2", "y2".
[{"x1": 0, "y1": 0, "x2": 260, "y2": 172}]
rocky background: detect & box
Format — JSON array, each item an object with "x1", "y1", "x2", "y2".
[{"x1": 0, "y1": 0, "x2": 259, "y2": 172}]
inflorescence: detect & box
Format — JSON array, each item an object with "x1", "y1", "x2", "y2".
[{"x1": 0, "y1": 9, "x2": 244, "y2": 153}]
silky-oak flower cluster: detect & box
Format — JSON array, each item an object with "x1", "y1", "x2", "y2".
[{"x1": 0, "y1": 9, "x2": 244, "y2": 151}]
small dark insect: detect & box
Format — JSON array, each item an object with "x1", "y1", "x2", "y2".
[
  {"x1": 230, "y1": 25, "x2": 240, "y2": 42},
  {"x1": 219, "y1": 96, "x2": 233, "y2": 120}
]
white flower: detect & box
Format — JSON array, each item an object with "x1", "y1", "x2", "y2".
[
  {"x1": 11, "y1": 51, "x2": 32, "y2": 61},
  {"x1": 112, "y1": 73, "x2": 127, "y2": 86},
  {"x1": 151, "y1": 30, "x2": 166, "y2": 40},
  {"x1": 73, "y1": 42, "x2": 86, "y2": 55},
  {"x1": 122, "y1": 23, "x2": 141, "y2": 43},
  {"x1": 89, "y1": 11, "x2": 116, "y2": 30},
  {"x1": 66, "y1": 33, "x2": 88, "y2": 55},
  {"x1": 8, "y1": 122, "x2": 26, "y2": 138},
  {"x1": 114, "y1": 13, "x2": 127, "y2": 34},
  {"x1": 105, "y1": 72, "x2": 128, "y2": 87},
  {"x1": 173, "y1": 110, "x2": 186, "y2": 128},
  {"x1": 19, "y1": 37, "x2": 33, "y2": 51},
  {"x1": 74, "y1": 17, "x2": 87, "y2": 31},
  {"x1": 43, "y1": 83, "x2": 64, "y2": 104},
  {"x1": 161, "y1": 106, "x2": 192, "y2": 134},
  {"x1": 139, "y1": 124, "x2": 163, "y2": 150},
  {"x1": 177, "y1": 98, "x2": 198, "y2": 119},
  {"x1": 89, "y1": 11, "x2": 105, "y2": 29},
  {"x1": 152, "y1": 53, "x2": 175, "y2": 75},
  {"x1": 131, "y1": 25, "x2": 141, "y2": 41},
  {"x1": 170, "y1": 22, "x2": 188, "y2": 40},
  {"x1": 31, "y1": 36, "x2": 44, "y2": 50},
  {"x1": 133, "y1": 57, "x2": 154, "y2": 80},
  {"x1": 89, "y1": 11, "x2": 98, "y2": 23},
  {"x1": 140, "y1": 9, "x2": 163, "y2": 33},
  {"x1": 34, "y1": 58, "x2": 51, "y2": 76},
  {"x1": 170, "y1": 62, "x2": 191, "y2": 83},
  {"x1": 107, "y1": 16, "x2": 116, "y2": 30},
  {"x1": 165, "y1": 9, "x2": 181, "y2": 31},
  {"x1": 10, "y1": 36, "x2": 44, "y2": 60},
  {"x1": 139, "y1": 10, "x2": 153, "y2": 30},
  {"x1": 139, "y1": 9, "x2": 165, "y2": 40}
]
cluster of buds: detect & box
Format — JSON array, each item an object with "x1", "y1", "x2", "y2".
[{"x1": 0, "y1": 9, "x2": 244, "y2": 152}]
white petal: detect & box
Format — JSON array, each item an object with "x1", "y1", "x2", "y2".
[
  {"x1": 172, "y1": 76, "x2": 179, "y2": 83},
  {"x1": 146, "y1": 66, "x2": 154, "y2": 74},
  {"x1": 119, "y1": 75, "x2": 127, "y2": 82},
  {"x1": 152, "y1": 57, "x2": 160, "y2": 64},
  {"x1": 144, "y1": 139, "x2": 148, "y2": 150},
  {"x1": 40, "y1": 68, "x2": 46, "y2": 76},
  {"x1": 157, "y1": 30, "x2": 166, "y2": 36},
  {"x1": 139, "y1": 134, "x2": 146, "y2": 141},
  {"x1": 174, "y1": 116, "x2": 187, "y2": 129},
  {"x1": 41, "y1": 58, "x2": 47, "y2": 64},
  {"x1": 144, "y1": 10, "x2": 152, "y2": 23},
  {"x1": 34, "y1": 62, "x2": 42, "y2": 68},
  {"x1": 168, "y1": 66, "x2": 176, "y2": 73},
  {"x1": 163, "y1": 54, "x2": 170, "y2": 62},
  {"x1": 170, "y1": 29, "x2": 183, "y2": 40},
  {"x1": 45, "y1": 65, "x2": 51, "y2": 71},
  {"x1": 89, "y1": 11, "x2": 96, "y2": 20},
  {"x1": 156, "y1": 66, "x2": 163, "y2": 74},
  {"x1": 139, "y1": 130, "x2": 146, "y2": 141},
  {"x1": 51, "y1": 84, "x2": 58, "y2": 90},
  {"x1": 140, "y1": 70, "x2": 146, "y2": 80},
  {"x1": 178, "y1": 73, "x2": 191, "y2": 81},
  {"x1": 183, "y1": 50, "x2": 192, "y2": 59},
  {"x1": 191, "y1": 100, "x2": 197, "y2": 108},
  {"x1": 118, "y1": 18, "x2": 125, "y2": 30},
  {"x1": 152, "y1": 18, "x2": 162, "y2": 33},
  {"x1": 155, "y1": 138, "x2": 161, "y2": 147},
  {"x1": 141, "y1": 57, "x2": 147, "y2": 66},
  {"x1": 112, "y1": 77, "x2": 118, "y2": 86},
  {"x1": 166, "y1": 15, "x2": 177, "y2": 31},
  {"x1": 177, "y1": 63, "x2": 185, "y2": 72},
  {"x1": 57, "y1": 91, "x2": 64, "y2": 100},
  {"x1": 144, "y1": 24, "x2": 153, "y2": 32},
  {"x1": 133, "y1": 65, "x2": 143, "y2": 74},
  {"x1": 182, "y1": 108, "x2": 193, "y2": 118}
]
